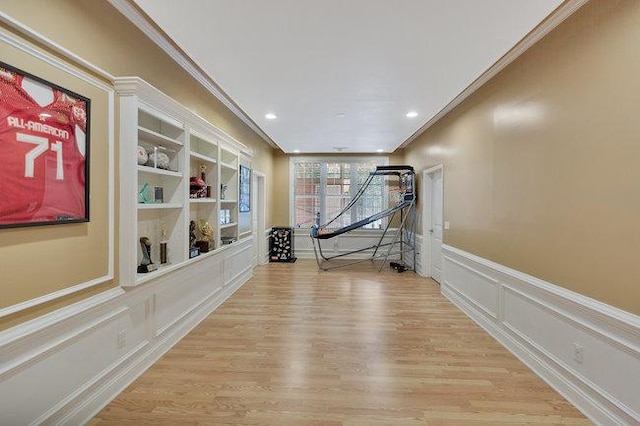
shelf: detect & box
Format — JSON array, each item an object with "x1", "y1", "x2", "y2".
[
  {"x1": 132, "y1": 241, "x2": 242, "y2": 286},
  {"x1": 219, "y1": 161, "x2": 237, "y2": 171},
  {"x1": 135, "y1": 262, "x2": 178, "y2": 285},
  {"x1": 137, "y1": 165, "x2": 183, "y2": 178},
  {"x1": 190, "y1": 151, "x2": 217, "y2": 164},
  {"x1": 138, "y1": 202, "x2": 183, "y2": 210},
  {"x1": 117, "y1": 77, "x2": 251, "y2": 288},
  {"x1": 189, "y1": 198, "x2": 217, "y2": 204},
  {"x1": 138, "y1": 126, "x2": 183, "y2": 147},
  {"x1": 239, "y1": 230, "x2": 252, "y2": 237}
]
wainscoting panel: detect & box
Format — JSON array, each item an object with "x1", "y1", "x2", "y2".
[
  {"x1": 443, "y1": 255, "x2": 499, "y2": 320},
  {"x1": 442, "y1": 245, "x2": 640, "y2": 425},
  {"x1": 414, "y1": 233, "x2": 424, "y2": 275},
  {"x1": 0, "y1": 238, "x2": 255, "y2": 425},
  {"x1": 224, "y1": 242, "x2": 254, "y2": 284},
  {"x1": 294, "y1": 228, "x2": 410, "y2": 261},
  {"x1": 154, "y1": 255, "x2": 224, "y2": 338},
  {"x1": 0, "y1": 293, "x2": 128, "y2": 425}
]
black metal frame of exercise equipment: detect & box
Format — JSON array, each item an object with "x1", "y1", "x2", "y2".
[{"x1": 310, "y1": 165, "x2": 417, "y2": 272}]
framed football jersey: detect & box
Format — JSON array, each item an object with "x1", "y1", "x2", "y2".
[{"x1": 0, "y1": 61, "x2": 90, "y2": 228}]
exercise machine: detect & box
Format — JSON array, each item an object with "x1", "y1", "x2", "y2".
[{"x1": 310, "y1": 165, "x2": 417, "y2": 271}]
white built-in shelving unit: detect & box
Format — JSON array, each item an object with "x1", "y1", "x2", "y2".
[{"x1": 116, "y1": 77, "x2": 253, "y2": 287}]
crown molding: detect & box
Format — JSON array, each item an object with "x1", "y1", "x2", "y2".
[
  {"x1": 0, "y1": 12, "x2": 116, "y2": 86},
  {"x1": 107, "y1": 0, "x2": 278, "y2": 150},
  {"x1": 107, "y1": 0, "x2": 587, "y2": 153},
  {"x1": 114, "y1": 76, "x2": 253, "y2": 154},
  {"x1": 399, "y1": 0, "x2": 589, "y2": 149}
]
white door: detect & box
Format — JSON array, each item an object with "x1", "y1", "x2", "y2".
[{"x1": 429, "y1": 169, "x2": 443, "y2": 283}]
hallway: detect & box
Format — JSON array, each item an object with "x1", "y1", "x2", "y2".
[{"x1": 92, "y1": 260, "x2": 588, "y2": 425}]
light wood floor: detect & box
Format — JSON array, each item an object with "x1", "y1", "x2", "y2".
[{"x1": 92, "y1": 259, "x2": 589, "y2": 425}]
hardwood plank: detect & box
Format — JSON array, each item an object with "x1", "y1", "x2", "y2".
[{"x1": 92, "y1": 260, "x2": 590, "y2": 424}]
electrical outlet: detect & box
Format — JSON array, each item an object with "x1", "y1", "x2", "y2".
[
  {"x1": 572, "y1": 342, "x2": 583, "y2": 363},
  {"x1": 117, "y1": 330, "x2": 126, "y2": 349}
]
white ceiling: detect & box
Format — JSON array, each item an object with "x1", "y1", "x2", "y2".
[{"x1": 132, "y1": 0, "x2": 564, "y2": 154}]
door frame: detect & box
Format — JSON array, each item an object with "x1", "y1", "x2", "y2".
[
  {"x1": 421, "y1": 164, "x2": 443, "y2": 279},
  {"x1": 252, "y1": 170, "x2": 268, "y2": 265}
]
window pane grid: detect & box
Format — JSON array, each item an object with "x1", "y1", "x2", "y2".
[{"x1": 293, "y1": 159, "x2": 388, "y2": 229}]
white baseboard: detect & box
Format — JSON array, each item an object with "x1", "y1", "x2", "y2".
[
  {"x1": 414, "y1": 233, "x2": 424, "y2": 274},
  {"x1": 0, "y1": 238, "x2": 254, "y2": 425},
  {"x1": 442, "y1": 245, "x2": 640, "y2": 425}
]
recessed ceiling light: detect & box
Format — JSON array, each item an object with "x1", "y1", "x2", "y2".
[
  {"x1": 335, "y1": 112, "x2": 346, "y2": 117},
  {"x1": 293, "y1": 149, "x2": 300, "y2": 153},
  {"x1": 265, "y1": 113, "x2": 277, "y2": 120},
  {"x1": 376, "y1": 149, "x2": 384, "y2": 153},
  {"x1": 406, "y1": 111, "x2": 418, "y2": 118}
]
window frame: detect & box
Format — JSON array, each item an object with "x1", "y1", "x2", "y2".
[{"x1": 289, "y1": 156, "x2": 389, "y2": 229}]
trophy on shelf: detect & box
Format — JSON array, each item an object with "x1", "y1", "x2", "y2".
[
  {"x1": 220, "y1": 184, "x2": 228, "y2": 200},
  {"x1": 159, "y1": 221, "x2": 168, "y2": 265},
  {"x1": 188, "y1": 220, "x2": 200, "y2": 258},
  {"x1": 190, "y1": 165, "x2": 207, "y2": 199},
  {"x1": 137, "y1": 236, "x2": 158, "y2": 273},
  {"x1": 196, "y1": 219, "x2": 214, "y2": 253},
  {"x1": 138, "y1": 182, "x2": 153, "y2": 204},
  {"x1": 200, "y1": 163, "x2": 212, "y2": 198},
  {"x1": 147, "y1": 146, "x2": 171, "y2": 170}
]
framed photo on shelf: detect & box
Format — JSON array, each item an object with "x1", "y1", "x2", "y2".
[
  {"x1": 239, "y1": 164, "x2": 251, "y2": 212},
  {"x1": 0, "y1": 61, "x2": 90, "y2": 229}
]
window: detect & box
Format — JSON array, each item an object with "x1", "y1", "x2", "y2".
[{"x1": 291, "y1": 157, "x2": 388, "y2": 229}]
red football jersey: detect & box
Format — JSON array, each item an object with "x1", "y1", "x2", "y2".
[{"x1": 0, "y1": 68, "x2": 87, "y2": 225}]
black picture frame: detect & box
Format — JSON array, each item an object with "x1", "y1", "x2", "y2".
[
  {"x1": 0, "y1": 61, "x2": 90, "y2": 229},
  {"x1": 239, "y1": 165, "x2": 251, "y2": 213}
]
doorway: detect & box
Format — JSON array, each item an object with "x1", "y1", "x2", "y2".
[
  {"x1": 421, "y1": 165, "x2": 443, "y2": 283},
  {"x1": 252, "y1": 171, "x2": 267, "y2": 265}
]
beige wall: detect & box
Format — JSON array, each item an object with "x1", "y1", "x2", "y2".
[
  {"x1": 404, "y1": 0, "x2": 640, "y2": 315},
  {"x1": 1, "y1": 0, "x2": 276, "y2": 223},
  {"x1": 0, "y1": 28, "x2": 113, "y2": 318},
  {"x1": 0, "y1": 0, "x2": 276, "y2": 327},
  {"x1": 272, "y1": 151, "x2": 291, "y2": 226}
]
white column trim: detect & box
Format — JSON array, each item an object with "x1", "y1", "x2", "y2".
[{"x1": 420, "y1": 164, "x2": 443, "y2": 279}]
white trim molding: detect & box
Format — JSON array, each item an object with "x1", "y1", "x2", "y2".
[
  {"x1": 0, "y1": 238, "x2": 255, "y2": 425},
  {"x1": 399, "y1": 0, "x2": 589, "y2": 148},
  {"x1": 441, "y1": 244, "x2": 640, "y2": 425},
  {"x1": 0, "y1": 21, "x2": 116, "y2": 318},
  {"x1": 420, "y1": 164, "x2": 444, "y2": 281},
  {"x1": 106, "y1": 0, "x2": 277, "y2": 150},
  {"x1": 0, "y1": 12, "x2": 116, "y2": 84}
]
